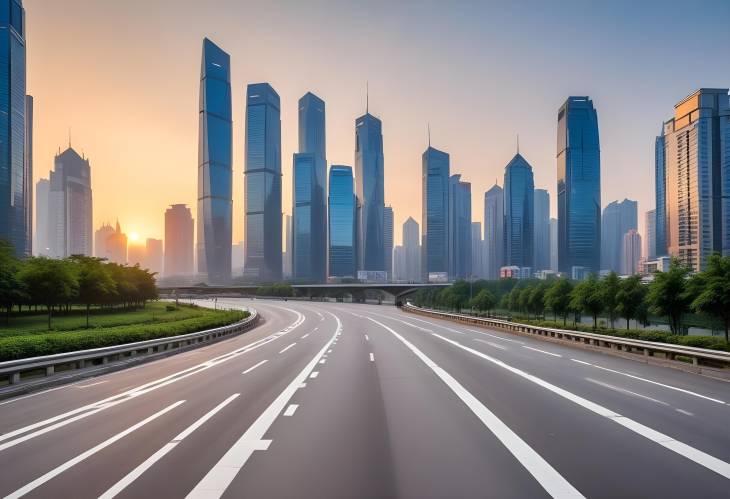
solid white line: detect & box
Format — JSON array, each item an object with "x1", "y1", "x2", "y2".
[
  {"x1": 186, "y1": 314, "x2": 342, "y2": 499},
  {"x1": 76, "y1": 380, "x2": 109, "y2": 389},
  {"x1": 309, "y1": 371, "x2": 319, "y2": 379},
  {"x1": 522, "y1": 345, "x2": 562, "y2": 357},
  {"x1": 473, "y1": 338, "x2": 507, "y2": 351},
  {"x1": 279, "y1": 343, "x2": 296, "y2": 354},
  {"x1": 6, "y1": 400, "x2": 185, "y2": 499},
  {"x1": 367, "y1": 318, "x2": 584, "y2": 498},
  {"x1": 369, "y1": 353, "x2": 375, "y2": 362},
  {"x1": 99, "y1": 395, "x2": 238, "y2": 499},
  {"x1": 242, "y1": 360, "x2": 268, "y2": 374},
  {"x1": 431, "y1": 333, "x2": 730, "y2": 481},
  {"x1": 0, "y1": 385, "x2": 73, "y2": 406},
  {"x1": 395, "y1": 314, "x2": 464, "y2": 334},
  {"x1": 585, "y1": 378, "x2": 670, "y2": 406},
  {"x1": 283, "y1": 404, "x2": 298, "y2": 417},
  {"x1": 465, "y1": 328, "x2": 525, "y2": 344}
]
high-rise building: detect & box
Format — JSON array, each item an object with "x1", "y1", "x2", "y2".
[
  {"x1": 532, "y1": 189, "x2": 550, "y2": 268},
  {"x1": 283, "y1": 214, "x2": 292, "y2": 279},
  {"x1": 23, "y1": 95, "x2": 32, "y2": 256},
  {"x1": 621, "y1": 229, "x2": 642, "y2": 275},
  {"x1": 549, "y1": 217, "x2": 558, "y2": 272},
  {"x1": 484, "y1": 183, "x2": 504, "y2": 280},
  {"x1": 47, "y1": 147, "x2": 93, "y2": 258},
  {"x1": 106, "y1": 220, "x2": 127, "y2": 264},
  {"x1": 503, "y1": 153, "x2": 534, "y2": 268},
  {"x1": 654, "y1": 126, "x2": 667, "y2": 257},
  {"x1": 355, "y1": 111, "x2": 385, "y2": 273},
  {"x1": 164, "y1": 204, "x2": 194, "y2": 277},
  {"x1": 94, "y1": 223, "x2": 114, "y2": 260},
  {"x1": 402, "y1": 216, "x2": 420, "y2": 282},
  {"x1": 34, "y1": 178, "x2": 49, "y2": 255},
  {"x1": 384, "y1": 206, "x2": 393, "y2": 280},
  {"x1": 422, "y1": 146, "x2": 449, "y2": 281},
  {"x1": 449, "y1": 174, "x2": 471, "y2": 279},
  {"x1": 328, "y1": 165, "x2": 356, "y2": 279},
  {"x1": 393, "y1": 245, "x2": 405, "y2": 281},
  {"x1": 645, "y1": 209, "x2": 656, "y2": 261},
  {"x1": 601, "y1": 199, "x2": 638, "y2": 273},
  {"x1": 231, "y1": 241, "x2": 244, "y2": 276},
  {"x1": 145, "y1": 238, "x2": 163, "y2": 276},
  {"x1": 292, "y1": 92, "x2": 327, "y2": 283},
  {"x1": 661, "y1": 89, "x2": 730, "y2": 271},
  {"x1": 0, "y1": 0, "x2": 26, "y2": 257},
  {"x1": 244, "y1": 82, "x2": 282, "y2": 283},
  {"x1": 197, "y1": 38, "x2": 232, "y2": 284},
  {"x1": 557, "y1": 96, "x2": 601, "y2": 274},
  {"x1": 471, "y1": 222, "x2": 483, "y2": 278}
]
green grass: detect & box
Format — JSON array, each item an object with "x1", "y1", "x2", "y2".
[{"x1": 0, "y1": 302, "x2": 247, "y2": 361}]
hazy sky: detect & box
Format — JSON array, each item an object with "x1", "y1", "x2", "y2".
[{"x1": 27, "y1": 0, "x2": 730, "y2": 245}]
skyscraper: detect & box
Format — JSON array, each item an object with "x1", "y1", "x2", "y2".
[
  {"x1": 165, "y1": 204, "x2": 194, "y2": 277},
  {"x1": 355, "y1": 111, "x2": 385, "y2": 273},
  {"x1": 393, "y1": 245, "x2": 405, "y2": 281},
  {"x1": 145, "y1": 238, "x2": 163, "y2": 276},
  {"x1": 422, "y1": 147, "x2": 450, "y2": 281},
  {"x1": 384, "y1": 206, "x2": 394, "y2": 280},
  {"x1": 661, "y1": 89, "x2": 730, "y2": 271},
  {"x1": 503, "y1": 153, "x2": 534, "y2": 269},
  {"x1": 621, "y1": 229, "x2": 642, "y2": 275},
  {"x1": 0, "y1": 0, "x2": 26, "y2": 256},
  {"x1": 23, "y1": 94, "x2": 32, "y2": 256},
  {"x1": 448, "y1": 174, "x2": 471, "y2": 280},
  {"x1": 402, "y1": 216, "x2": 421, "y2": 282},
  {"x1": 197, "y1": 38, "x2": 232, "y2": 284},
  {"x1": 292, "y1": 92, "x2": 326, "y2": 283},
  {"x1": 106, "y1": 220, "x2": 127, "y2": 264},
  {"x1": 471, "y1": 222, "x2": 483, "y2": 278},
  {"x1": 533, "y1": 188, "x2": 550, "y2": 271},
  {"x1": 283, "y1": 214, "x2": 292, "y2": 279},
  {"x1": 94, "y1": 222, "x2": 114, "y2": 260},
  {"x1": 645, "y1": 209, "x2": 656, "y2": 261},
  {"x1": 484, "y1": 183, "x2": 504, "y2": 279},
  {"x1": 654, "y1": 126, "x2": 667, "y2": 257},
  {"x1": 245, "y1": 82, "x2": 282, "y2": 283},
  {"x1": 601, "y1": 199, "x2": 638, "y2": 273},
  {"x1": 34, "y1": 178, "x2": 49, "y2": 255},
  {"x1": 47, "y1": 147, "x2": 93, "y2": 258},
  {"x1": 557, "y1": 96, "x2": 601, "y2": 274},
  {"x1": 549, "y1": 217, "x2": 558, "y2": 271},
  {"x1": 328, "y1": 165, "x2": 356, "y2": 279}
]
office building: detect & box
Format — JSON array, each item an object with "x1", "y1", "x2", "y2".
[
  {"x1": 245, "y1": 82, "x2": 282, "y2": 283},
  {"x1": 393, "y1": 245, "x2": 405, "y2": 281},
  {"x1": 402, "y1": 216, "x2": 421, "y2": 282},
  {"x1": 355, "y1": 111, "x2": 385, "y2": 273},
  {"x1": 645, "y1": 209, "x2": 656, "y2": 261},
  {"x1": 471, "y1": 222, "x2": 484, "y2": 278},
  {"x1": 34, "y1": 178, "x2": 49, "y2": 255},
  {"x1": 549, "y1": 217, "x2": 558, "y2": 272},
  {"x1": 94, "y1": 222, "x2": 114, "y2": 260},
  {"x1": 197, "y1": 38, "x2": 232, "y2": 283},
  {"x1": 164, "y1": 204, "x2": 194, "y2": 277},
  {"x1": 106, "y1": 220, "x2": 127, "y2": 264},
  {"x1": 232, "y1": 241, "x2": 244, "y2": 276},
  {"x1": 503, "y1": 153, "x2": 534, "y2": 268},
  {"x1": 449, "y1": 174, "x2": 471, "y2": 279},
  {"x1": 621, "y1": 229, "x2": 642, "y2": 275},
  {"x1": 557, "y1": 96, "x2": 601, "y2": 274},
  {"x1": 601, "y1": 198, "x2": 638, "y2": 273},
  {"x1": 534, "y1": 188, "x2": 550, "y2": 271},
  {"x1": 384, "y1": 206, "x2": 393, "y2": 279},
  {"x1": 23, "y1": 95, "x2": 32, "y2": 256},
  {"x1": 283, "y1": 214, "x2": 292, "y2": 279},
  {"x1": 655, "y1": 126, "x2": 667, "y2": 257},
  {"x1": 484, "y1": 183, "x2": 504, "y2": 279},
  {"x1": 422, "y1": 146, "x2": 450, "y2": 281},
  {"x1": 328, "y1": 165, "x2": 357, "y2": 279}
]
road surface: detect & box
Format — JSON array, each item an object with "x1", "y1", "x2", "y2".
[{"x1": 0, "y1": 299, "x2": 729, "y2": 498}]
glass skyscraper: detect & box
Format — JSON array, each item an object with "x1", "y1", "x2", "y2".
[
  {"x1": 197, "y1": 38, "x2": 232, "y2": 284},
  {"x1": 384, "y1": 205, "x2": 393, "y2": 279},
  {"x1": 245, "y1": 83, "x2": 282, "y2": 283},
  {"x1": 654, "y1": 126, "x2": 667, "y2": 257},
  {"x1": 355, "y1": 112, "x2": 385, "y2": 272},
  {"x1": 0, "y1": 0, "x2": 26, "y2": 256},
  {"x1": 292, "y1": 92, "x2": 326, "y2": 283},
  {"x1": 422, "y1": 146, "x2": 450, "y2": 281},
  {"x1": 557, "y1": 96, "x2": 601, "y2": 274},
  {"x1": 328, "y1": 165, "x2": 356, "y2": 278},
  {"x1": 533, "y1": 188, "x2": 550, "y2": 271},
  {"x1": 503, "y1": 154, "x2": 534, "y2": 268},
  {"x1": 601, "y1": 198, "x2": 637, "y2": 273},
  {"x1": 484, "y1": 183, "x2": 504, "y2": 279},
  {"x1": 448, "y1": 174, "x2": 471, "y2": 280}
]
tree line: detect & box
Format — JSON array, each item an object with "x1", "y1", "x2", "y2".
[
  {"x1": 412, "y1": 254, "x2": 730, "y2": 342},
  {"x1": 0, "y1": 241, "x2": 158, "y2": 329}
]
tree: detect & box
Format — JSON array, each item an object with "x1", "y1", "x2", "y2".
[
  {"x1": 646, "y1": 258, "x2": 691, "y2": 335},
  {"x1": 689, "y1": 254, "x2": 730, "y2": 342},
  {"x1": 528, "y1": 283, "x2": 547, "y2": 319},
  {"x1": 17, "y1": 257, "x2": 78, "y2": 329},
  {"x1": 570, "y1": 274, "x2": 603, "y2": 328},
  {"x1": 518, "y1": 287, "x2": 532, "y2": 317},
  {"x1": 544, "y1": 278, "x2": 573, "y2": 326},
  {"x1": 70, "y1": 256, "x2": 117, "y2": 328},
  {"x1": 470, "y1": 289, "x2": 496, "y2": 315},
  {"x1": 0, "y1": 240, "x2": 24, "y2": 324},
  {"x1": 600, "y1": 272, "x2": 621, "y2": 328},
  {"x1": 615, "y1": 274, "x2": 646, "y2": 329}
]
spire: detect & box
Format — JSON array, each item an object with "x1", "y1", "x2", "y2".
[
  {"x1": 516, "y1": 134, "x2": 520, "y2": 155},
  {"x1": 427, "y1": 123, "x2": 431, "y2": 147},
  {"x1": 68, "y1": 127, "x2": 72, "y2": 149},
  {"x1": 366, "y1": 80, "x2": 369, "y2": 114}
]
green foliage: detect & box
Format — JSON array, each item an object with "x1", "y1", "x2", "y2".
[
  {"x1": 544, "y1": 278, "x2": 573, "y2": 325},
  {"x1": 470, "y1": 289, "x2": 496, "y2": 313},
  {"x1": 569, "y1": 274, "x2": 603, "y2": 328},
  {"x1": 256, "y1": 283, "x2": 294, "y2": 297},
  {"x1": 646, "y1": 258, "x2": 692, "y2": 335},
  {"x1": 615, "y1": 274, "x2": 646, "y2": 329},
  {"x1": 600, "y1": 272, "x2": 621, "y2": 328},
  {"x1": 689, "y1": 254, "x2": 730, "y2": 342},
  {"x1": 0, "y1": 240, "x2": 24, "y2": 322}
]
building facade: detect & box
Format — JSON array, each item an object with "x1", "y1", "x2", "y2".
[
  {"x1": 164, "y1": 204, "x2": 194, "y2": 277},
  {"x1": 533, "y1": 188, "x2": 550, "y2": 271},
  {"x1": 621, "y1": 229, "x2": 642, "y2": 275},
  {"x1": 328, "y1": 165, "x2": 357, "y2": 279},
  {"x1": 654, "y1": 126, "x2": 667, "y2": 257},
  {"x1": 645, "y1": 209, "x2": 656, "y2": 261},
  {"x1": 601, "y1": 198, "x2": 638, "y2": 273},
  {"x1": 355, "y1": 112, "x2": 385, "y2": 273},
  {"x1": 449, "y1": 174, "x2": 471, "y2": 280},
  {"x1": 503, "y1": 153, "x2": 534, "y2": 268},
  {"x1": 384, "y1": 205, "x2": 393, "y2": 280},
  {"x1": 471, "y1": 222, "x2": 484, "y2": 278},
  {"x1": 422, "y1": 146, "x2": 450, "y2": 281},
  {"x1": 23, "y1": 94, "x2": 31, "y2": 256},
  {"x1": 34, "y1": 177, "x2": 48, "y2": 255},
  {"x1": 402, "y1": 216, "x2": 420, "y2": 282},
  {"x1": 549, "y1": 217, "x2": 558, "y2": 272},
  {"x1": 196, "y1": 38, "x2": 232, "y2": 283},
  {"x1": 106, "y1": 220, "x2": 127, "y2": 264},
  {"x1": 94, "y1": 222, "x2": 114, "y2": 260},
  {"x1": 557, "y1": 96, "x2": 601, "y2": 274},
  {"x1": 484, "y1": 183, "x2": 504, "y2": 279}
]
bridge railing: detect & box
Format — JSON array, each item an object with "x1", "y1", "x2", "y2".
[{"x1": 402, "y1": 304, "x2": 730, "y2": 372}]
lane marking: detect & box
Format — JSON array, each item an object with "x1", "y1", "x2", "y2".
[
  {"x1": 186, "y1": 313, "x2": 342, "y2": 498},
  {"x1": 369, "y1": 353, "x2": 375, "y2": 362},
  {"x1": 319, "y1": 359, "x2": 326, "y2": 365},
  {"x1": 300, "y1": 334, "x2": 310, "y2": 339},
  {"x1": 283, "y1": 404, "x2": 298, "y2": 417},
  {"x1": 279, "y1": 343, "x2": 296, "y2": 354},
  {"x1": 585, "y1": 378, "x2": 670, "y2": 406},
  {"x1": 366, "y1": 317, "x2": 583, "y2": 498},
  {"x1": 570, "y1": 359, "x2": 591, "y2": 366},
  {"x1": 99, "y1": 395, "x2": 239, "y2": 499},
  {"x1": 522, "y1": 346, "x2": 562, "y2": 358},
  {"x1": 6, "y1": 400, "x2": 184, "y2": 499},
  {"x1": 675, "y1": 409, "x2": 694, "y2": 417},
  {"x1": 392, "y1": 313, "x2": 465, "y2": 334},
  {"x1": 0, "y1": 307, "x2": 305, "y2": 452},
  {"x1": 242, "y1": 360, "x2": 268, "y2": 375},
  {"x1": 0, "y1": 384, "x2": 72, "y2": 406},
  {"x1": 309, "y1": 371, "x2": 319, "y2": 379},
  {"x1": 299, "y1": 383, "x2": 306, "y2": 389},
  {"x1": 327, "y1": 349, "x2": 332, "y2": 354},
  {"x1": 465, "y1": 328, "x2": 525, "y2": 345},
  {"x1": 364, "y1": 334, "x2": 369, "y2": 341},
  {"x1": 76, "y1": 381, "x2": 109, "y2": 389},
  {"x1": 473, "y1": 338, "x2": 507, "y2": 351},
  {"x1": 431, "y1": 333, "x2": 730, "y2": 481}
]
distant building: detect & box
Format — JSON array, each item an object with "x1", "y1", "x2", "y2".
[
  {"x1": 601, "y1": 199, "x2": 638, "y2": 272},
  {"x1": 145, "y1": 238, "x2": 163, "y2": 276},
  {"x1": 571, "y1": 266, "x2": 590, "y2": 281},
  {"x1": 621, "y1": 229, "x2": 641, "y2": 275},
  {"x1": 34, "y1": 178, "x2": 49, "y2": 255},
  {"x1": 164, "y1": 204, "x2": 194, "y2": 277},
  {"x1": 641, "y1": 256, "x2": 671, "y2": 275},
  {"x1": 24, "y1": 95, "x2": 33, "y2": 256},
  {"x1": 557, "y1": 96, "x2": 601, "y2": 273},
  {"x1": 384, "y1": 206, "x2": 393, "y2": 280},
  {"x1": 549, "y1": 217, "x2": 558, "y2": 272},
  {"x1": 355, "y1": 111, "x2": 385, "y2": 273},
  {"x1": 328, "y1": 165, "x2": 357, "y2": 279},
  {"x1": 402, "y1": 216, "x2": 421, "y2": 282},
  {"x1": 422, "y1": 146, "x2": 450, "y2": 281},
  {"x1": 471, "y1": 222, "x2": 483, "y2": 278},
  {"x1": 106, "y1": 220, "x2": 127, "y2": 264},
  {"x1": 47, "y1": 147, "x2": 93, "y2": 258},
  {"x1": 654, "y1": 126, "x2": 667, "y2": 257},
  {"x1": 449, "y1": 174, "x2": 471, "y2": 280},
  {"x1": 232, "y1": 241, "x2": 244, "y2": 277},
  {"x1": 94, "y1": 223, "x2": 115, "y2": 260},
  {"x1": 484, "y1": 183, "x2": 503, "y2": 279},
  {"x1": 500, "y1": 266, "x2": 532, "y2": 280},
  {"x1": 645, "y1": 210, "x2": 656, "y2": 261},
  {"x1": 503, "y1": 153, "x2": 534, "y2": 268},
  {"x1": 393, "y1": 245, "x2": 406, "y2": 281},
  {"x1": 283, "y1": 215, "x2": 292, "y2": 279},
  {"x1": 533, "y1": 188, "x2": 550, "y2": 271}
]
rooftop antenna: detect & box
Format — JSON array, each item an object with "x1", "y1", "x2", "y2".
[
  {"x1": 516, "y1": 133, "x2": 520, "y2": 155},
  {"x1": 366, "y1": 80, "x2": 369, "y2": 114},
  {"x1": 68, "y1": 127, "x2": 72, "y2": 149},
  {"x1": 428, "y1": 123, "x2": 431, "y2": 147}
]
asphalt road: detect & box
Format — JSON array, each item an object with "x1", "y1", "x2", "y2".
[{"x1": 0, "y1": 299, "x2": 729, "y2": 498}]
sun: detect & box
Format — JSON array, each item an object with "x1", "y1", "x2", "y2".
[{"x1": 129, "y1": 231, "x2": 140, "y2": 243}]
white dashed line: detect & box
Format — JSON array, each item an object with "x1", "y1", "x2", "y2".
[
  {"x1": 473, "y1": 338, "x2": 507, "y2": 351},
  {"x1": 283, "y1": 404, "x2": 298, "y2": 417},
  {"x1": 300, "y1": 334, "x2": 310, "y2": 339},
  {"x1": 465, "y1": 328, "x2": 525, "y2": 344},
  {"x1": 522, "y1": 345, "x2": 562, "y2": 357},
  {"x1": 369, "y1": 353, "x2": 375, "y2": 362},
  {"x1": 279, "y1": 343, "x2": 296, "y2": 354},
  {"x1": 319, "y1": 359, "x2": 326, "y2": 364},
  {"x1": 76, "y1": 381, "x2": 109, "y2": 389},
  {"x1": 242, "y1": 360, "x2": 268, "y2": 374},
  {"x1": 364, "y1": 334, "x2": 370, "y2": 341},
  {"x1": 309, "y1": 371, "x2": 319, "y2": 379}
]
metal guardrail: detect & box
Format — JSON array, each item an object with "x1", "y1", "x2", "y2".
[
  {"x1": 403, "y1": 304, "x2": 730, "y2": 369},
  {"x1": 0, "y1": 309, "x2": 259, "y2": 386}
]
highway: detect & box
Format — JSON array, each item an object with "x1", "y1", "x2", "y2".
[{"x1": 0, "y1": 299, "x2": 729, "y2": 498}]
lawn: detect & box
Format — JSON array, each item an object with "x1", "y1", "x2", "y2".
[{"x1": 0, "y1": 302, "x2": 247, "y2": 361}]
